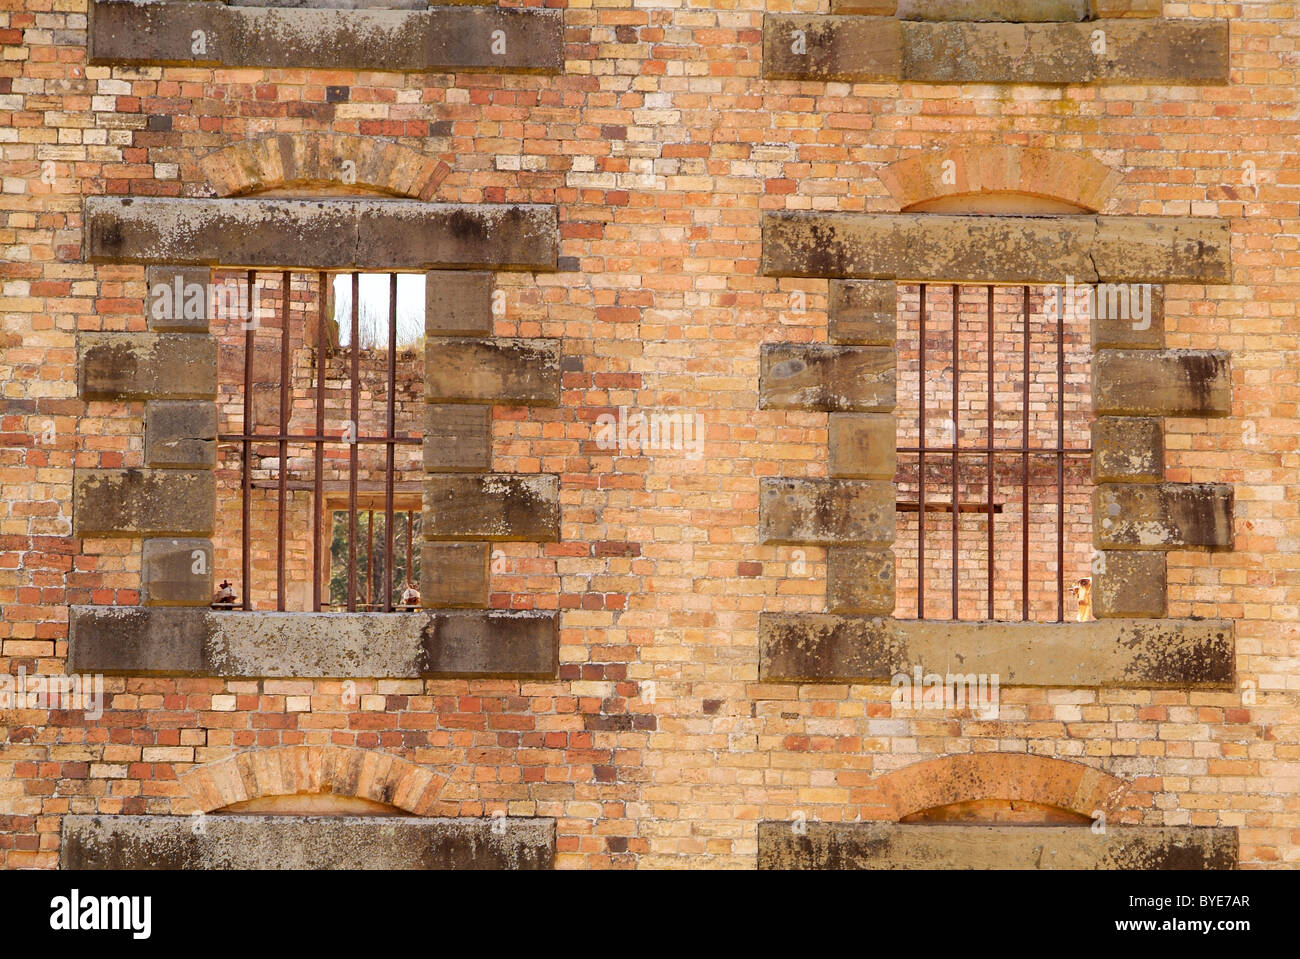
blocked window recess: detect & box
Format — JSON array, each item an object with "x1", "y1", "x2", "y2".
[
  {"x1": 62, "y1": 815, "x2": 556, "y2": 870},
  {"x1": 762, "y1": 15, "x2": 1228, "y2": 85},
  {"x1": 88, "y1": 1, "x2": 564, "y2": 74}
]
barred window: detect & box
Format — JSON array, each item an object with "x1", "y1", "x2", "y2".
[
  {"x1": 212, "y1": 270, "x2": 426, "y2": 611},
  {"x1": 893, "y1": 282, "x2": 1097, "y2": 622}
]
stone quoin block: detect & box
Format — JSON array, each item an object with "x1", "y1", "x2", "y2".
[
  {"x1": 760, "y1": 478, "x2": 896, "y2": 546},
  {"x1": 425, "y1": 271, "x2": 495, "y2": 336},
  {"x1": 145, "y1": 400, "x2": 218, "y2": 469},
  {"x1": 420, "y1": 609, "x2": 558, "y2": 678},
  {"x1": 759, "y1": 344, "x2": 896, "y2": 412},
  {"x1": 829, "y1": 413, "x2": 897, "y2": 479},
  {"x1": 758, "y1": 822, "x2": 1238, "y2": 870},
  {"x1": 62, "y1": 815, "x2": 557, "y2": 870},
  {"x1": 141, "y1": 538, "x2": 213, "y2": 607},
  {"x1": 421, "y1": 542, "x2": 491, "y2": 608},
  {"x1": 1091, "y1": 416, "x2": 1163, "y2": 484},
  {"x1": 1093, "y1": 349, "x2": 1231, "y2": 417},
  {"x1": 826, "y1": 547, "x2": 896, "y2": 616},
  {"x1": 88, "y1": 2, "x2": 565, "y2": 74},
  {"x1": 763, "y1": 17, "x2": 1230, "y2": 85},
  {"x1": 78, "y1": 333, "x2": 217, "y2": 401},
  {"x1": 761, "y1": 213, "x2": 1232, "y2": 286},
  {"x1": 1094, "y1": 483, "x2": 1234, "y2": 551},
  {"x1": 1094, "y1": 550, "x2": 1166, "y2": 619},
  {"x1": 68, "y1": 606, "x2": 208, "y2": 675},
  {"x1": 1089, "y1": 284, "x2": 1164, "y2": 349},
  {"x1": 423, "y1": 474, "x2": 559, "y2": 542},
  {"x1": 763, "y1": 16, "x2": 903, "y2": 82},
  {"x1": 758, "y1": 614, "x2": 1235, "y2": 687},
  {"x1": 84, "y1": 197, "x2": 559, "y2": 272},
  {"x1": 145, "y1": 265, "x2": 212, "y2": 333},
  {"x1": 73, "y1": 469, "x2": 215, "y2": 537},
  {"x1": 829, "y1": 279, "x2": 897, "y2": 346},
  {"x1": 423, "y1": 404, "x2": 493, "y2": 472},
  {"x1": 424, "y1": 338, "x2": 562, "y2": 407}
]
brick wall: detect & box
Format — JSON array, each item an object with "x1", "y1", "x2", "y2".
[{"x1": 0, "y1": 1, "x2": 1295, "y2": 869}]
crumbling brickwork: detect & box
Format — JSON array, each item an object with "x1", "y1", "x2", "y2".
[{"x1": 0, "y1": 0, "x2": 1294, "y2": 870}]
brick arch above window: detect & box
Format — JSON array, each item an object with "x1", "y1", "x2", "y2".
[
  {"x1": 871, "y1": 753, "x2": 1131, "y2": 822},
  {"x1": 200, "y1": 133, "x2": 451, "y2": 201},
  {"x1": 876, "y1": 147, "x2": 1121, "y2": 214},
  {"x1": 181, "y1": 744, "x2": 448, "y2": 815}
]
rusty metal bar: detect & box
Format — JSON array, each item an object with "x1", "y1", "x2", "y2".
[
  {"x1": 384, "y1": 273, "x2": 398, "y2": 612},
  {"x1": 276, "y1": 270, "x2": 290, "y2": 612},
  {"x1": 917, "y1": 284, "x2": 927, "y2": 620},
  {"x1": 1021, "y1": 284, "x2": 1030, "y2": 622},
  {"x1": 366, "y1": 507, "x2": 375, "y2": 610},
  {"x1": 986, "y1": 285, "x2": 994, "y2": 620},
  {"x1": 1057, "y1": 284, "x2": 1066, "y2": 622},
  {"x1": 347, "y1": 272, "x2": 359, "y2": 612},
  {"x1": 241, "y1": 270, "x2": 254, "y2": 610},
  {"x1": 951, "y1": 284, "x2": 959, "y2": 619},
  {"x1": 313, "y1": 271, "x2": 326, "y2": 612}
]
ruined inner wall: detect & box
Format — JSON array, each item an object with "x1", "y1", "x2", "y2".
[{"x1": 1, "y1": 0, "x2": 1296, "y2": 869}]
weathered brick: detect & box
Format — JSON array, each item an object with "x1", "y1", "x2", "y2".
[
  {"x1": 760, "y1": 344, "x2": 895, "y2": 412},
  {"x1": 1093, "y1": 349, "x2": 1231, "y2": 417},
  {"x1": 424, "y1": 338, "x2": 561, "y2": 406},
  {"x1": 79, "y1": 333, "x2": 217, "y2": 400},
  {"x1": 760, "y1": 478, "x2": 895, "y2": 546},
  {"x1": 74, "y1": 469, "x2": 215, "y2": 537},
  {"x1": 1094, "y1": 483, "x2": 1234, "y2": 550}
]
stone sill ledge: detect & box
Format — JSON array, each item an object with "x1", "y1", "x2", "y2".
[
  {"x1": 759, "y1": 614, "x2": 1234, "y2": 688},
  {"x1": 62, "y1": 815, "x2": 556, "y2": 869},
  {"x1": 69, "y1": 606, "x2": 559, "y2": 679},
  {"x1": 758, "y1": 822, "x2": 1238, "y2": 870},
  {"x1": 89, "y1": 1, "x2": 565, "y2": 73}
]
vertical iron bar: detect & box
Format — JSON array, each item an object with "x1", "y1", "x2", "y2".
[
  {"x1": 366, "y1": 507, "x2": 375, "y2": 610},
  {"x1": 1057, "y1": 283, "x2": 1066, "y2": 622},
  {"x1": 1021, "y1": 285, "x2": 1030, "y2": 622},
  {"x1": 986, "y1": 285, "x2": 995, "y2": 621},
  {"x1": 347, "y1": 272, "x2": 359, "y2": 612},
  {"x1": 384, "y1": 273, "x2": 397, "y2": 612},
  {"x1": 951, "y1": 284, "x2": 959, "y2": 620},
  {"x1": 241, "y1": 270, "x2": 254, "y2": 610},
  {"x1": 276, "y1": 271, "x2": 290, "y2": 611},
  {"x1": 312, "y1": 272, "x2": 326, "y2": 612},
  {"x1": 917, "y1": 284, "x2": 927, "y2": 620}
]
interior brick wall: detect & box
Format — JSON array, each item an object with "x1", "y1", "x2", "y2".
[{"x1": 0, "y1": 0, "x2": 1292, "y2": 869}]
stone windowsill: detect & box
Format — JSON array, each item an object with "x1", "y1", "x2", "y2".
[
  {"x1": 759, "y1": 614, "x2": 1234, "y2": 688},
  {"x1": 68, "y1": 606, "x2": 558, "y2": 679}
]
